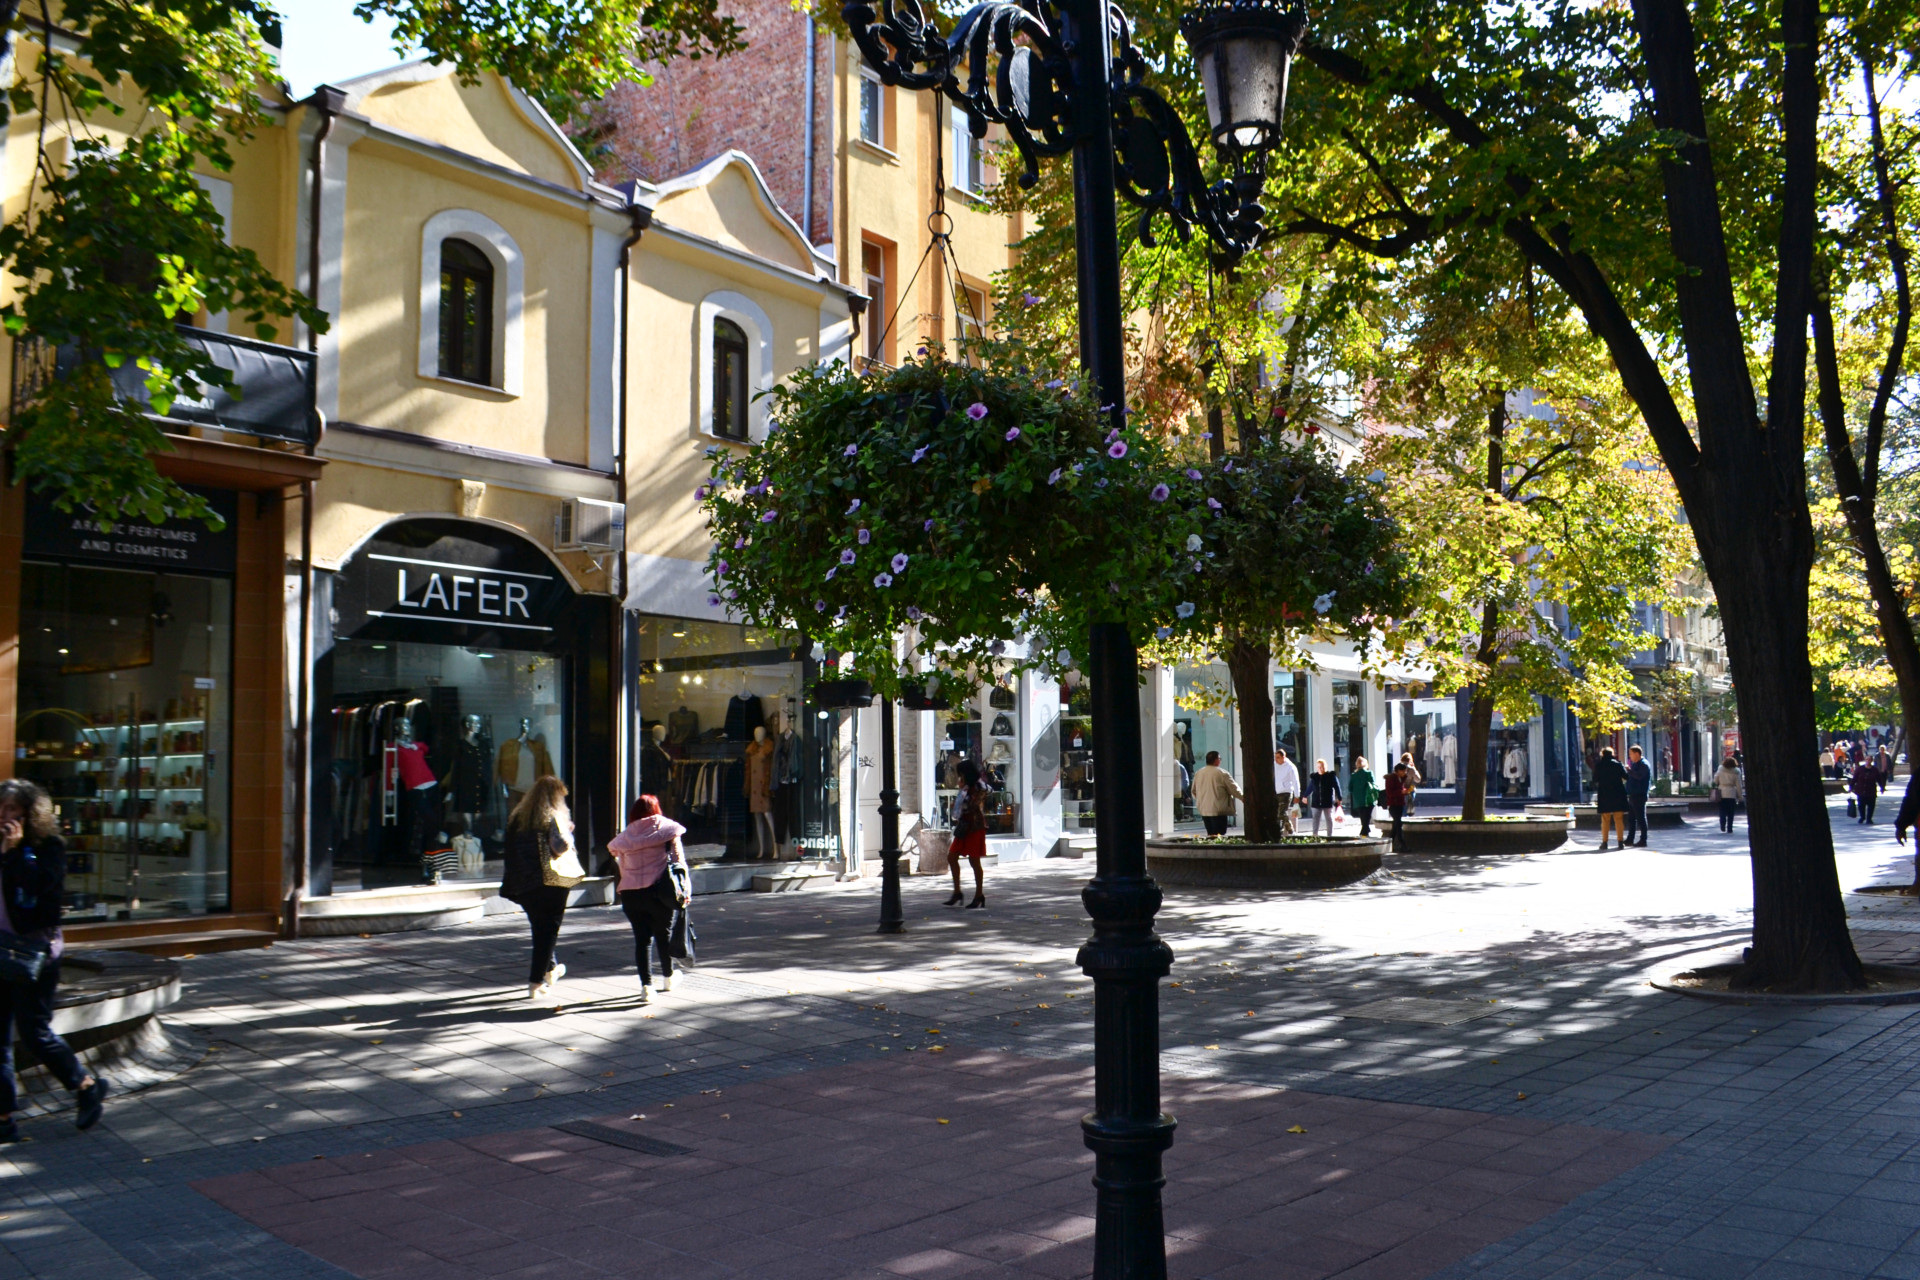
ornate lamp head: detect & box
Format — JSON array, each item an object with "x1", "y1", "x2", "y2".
[{"x1": 1181, "y1": 0, "x2": 1308, "y2": 157}]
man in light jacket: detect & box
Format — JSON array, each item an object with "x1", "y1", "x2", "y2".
[
  {"x1": 1274, "y1": 749, "x2": 1301, "y2": 836},
  {"x1": 1192, "y1": 751, "x2": 1243, "y2": 838}
]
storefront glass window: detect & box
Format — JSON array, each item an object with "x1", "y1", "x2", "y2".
[
  {"x1": 1488, "y1": 712, "x2": 1531, "y2": 798},
  {"x1": 632, "y1": 617, "x2": 832, "y2": 860},
  {"x1": 1385, "y1": 684, "x2": 1459, "y2": 791},
  {"x1": 1331, "y1": 678, "x2": 1366, "y2": 786},
  {"x1": 1059, "y1": 671, "x2": 1094, "y2": 831},
  {"x1": 1274, "y1": 671, "x2": 1309, "y2": 769},
  {"x1": 18, "y1": 563, "x2": 233, "y2": 919},
  {"x1": 328, "y1": 640, "x2": 563, "y2": 888},
  {"x1": 937, "y1": 675, "x2": 1022, "y2": 835},
  {"x1": 1174, "y1": 664, "x2": 1235, "y2": 828}
]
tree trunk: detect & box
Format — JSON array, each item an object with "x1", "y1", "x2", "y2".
[
  {"x1": 1461, "y1": 685, "x2": 1494, "y2": 823},
  {"x1": 1458, "y1": 398, "x2": 1507, "y2": 826},
  {"x1": 1224, "y1": 634, "x2": 1278, "y2": 843}
]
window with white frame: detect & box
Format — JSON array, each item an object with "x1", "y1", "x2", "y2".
[
  {"x1": 698, "y1": 291, "x2": 773, "y2": 442},
  {"x1": 418, "y1": 209, "x2": 524, "y2": 396},
  {"x1": 956, "y1": 282, "x2": 986, "y2": 365},
  {"x1": 951, "y1": 103, "x2": 989, "y2": 194},
  {"x1": 858, "y1": 67, "x2": 886, "y2": 147}
]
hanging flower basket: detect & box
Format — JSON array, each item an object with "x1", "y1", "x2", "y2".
[{"x1": 811, "y1": 678, "x2": 876, "y2": 709}]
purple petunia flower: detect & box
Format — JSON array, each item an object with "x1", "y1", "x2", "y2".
[
  {"x1": 1021, "y1": 292, "x2": 1042, "y2": 306},
  {"x1": 1149, "y1": 483, "x2": 1170, "y2": 502},
  {"x1": 695, "y1": 485, "x2": 710, "y2": 500},
  {"x1": 717, "y1": 560, "x2": 730, "y2": 576},
  {"x1": 1155, "y1": 626, "x2": 1172, "y2": 640},
  {"x1": 708, "y1": 594, "x2": 722, "y2": 607},
  {"x1": 1199, "y1": 432, "x2": 1213, "y2": 440},
  {"x1": 873, "y1": 572, "x2": 893, "y2": 588},
  {"x1": 840, "y1": 548, "x2": 857, "y2": 564},
  {"x1": 906, "y1": 606, "x2": 923, "y2": 621},
  {"x1": 1106, "y1": 428, "x2": 1121, "y2": 441},
  {"x1": 844, "y1": 443, "x2": 859, "y2": 457},
  {"x1": 847, "y1": 498, "x2": 862, "y2": 514},
  {"x1": 1006, "y1": 427, "x2": 1022, "y2": 442},
  {"x1": 1108, "y1": 441, "x2": 1128, "y2": 459},
  {"x1": 1186, "y1": 469, "x2": 1202, "y2": 481},
  {"x1": 734, "y1": 537, "x2": 746, "y2": 548},
  {"x1": 858, "y1": 528, "x2": 871, "y2": 545},
  {"x1": 891, "y1": 553, "x2": 909, "y2": 573},
  {"x1": 1206, "y1": 497, "x2": 1223, "y2": 510},
  {"x1": 1096, "y1": 478, "x2": 1109, "y2": 488},
  {"x1": 967, "y1": 402, "x2": 989, "y2": 420},
  {"x1": 924, "y1": 518, "x2": 935, "y2": 531},
  {"x1": 1048, "y1": 468, "x2": 1063, "y2": 485},
  {"x1": 816, "y1": 600, "x2": 827, "y2": 612},
  {"x1": 1045, "y1": 378, "x2": 1064, "y2": 389},
  {"x1": 761, "y1": 510, "x2": 778, "y2": 523},
  {"x1": 912, "y1": 446, "x2": 929, "y2": 463},
  {"x1": 1175, "y1": 601, "x2": 1196, "y2": 619},
  {"x1": 990, "y1": 640, "x2": 1006, "y2": 656},
  {"x1": 826, "y1": 566, "x2": 838, "y2": 580}
]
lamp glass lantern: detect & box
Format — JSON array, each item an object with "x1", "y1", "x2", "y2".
[{"x1": 1181, "y1": 0, "x2": 1308, "y2": 156}]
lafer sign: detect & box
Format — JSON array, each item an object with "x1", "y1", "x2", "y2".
[{"x1": 336, "y1": 518, "x2": 573, "y2": 645}]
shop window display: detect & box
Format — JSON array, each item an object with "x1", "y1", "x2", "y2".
[
  {"x1": 1488, "y1": 713, "x2": 1530, "y2": 798},
  {"x1": 1385, "y1": 684, "x2": 1459, "y2": 790},
  {"x1": 937, "y1": 677, "x2": 1021, "y2": 835},
  {"x1": 1173, "y1": 665, "x2": 1236, "y2": 827},
  {"x1": 328, "y1": 641, "x2": 563, "y2": 887},
  {"x1": 633, "y1": 618, "x2": 834, "y2": 861},
  {"x1": 1059, "y1": 672, "x2": 1095, "y2": 831},
  {"x1": 17, "y1": 563, "x2": 233, "y2": 919},
  {"x1": 1273, "y1": 671, "x2": 1309, "y2": 768},
  {"x1": 1332, "y1": 679, "x2": 1366, "y2": 786}
]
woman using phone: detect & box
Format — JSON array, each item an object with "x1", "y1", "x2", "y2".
[{"x1": 0, "y1": 778, "x2": 106, "y2": 1138}]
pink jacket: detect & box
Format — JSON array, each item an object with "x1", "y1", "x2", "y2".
[{"x1": 608, "y1": 815, "x2": 688, "y2": 891}]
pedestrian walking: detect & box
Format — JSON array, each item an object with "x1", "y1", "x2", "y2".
[
  {"x1": 947, "y1": 759, "x2": 991, "y2": 909},
  {"x1": 1624, "y1": 745, "x2": 1653, "y2": 847},
  {"x1": 1273, "y1": 749, "x2": 1301, "y2": 836},
  {"x1": 608, "y1": 795, "x2": 690, "y2": 1003},
  {"x1": 1876, "y1": 743, "x2": 1895, "y2": 791},
  {"x1": 0, "y1": 780, "x2": 107, "y2": 1140},
  {"x1": 1382, "y1": 763, "x2": 1410, "y2": 852},
  {"x1": 1820, "y1": 745, "x2": 1837, "y2": 779},
  {"x1": 1307, "y1": 760, "x2": 1342, "y2": 838},
  {"x1": 1398, "y1": 752, "x2": 1422, "y2": 816},
  {"x1": 1851, "y1": 757, "x2": 1883, "y2": 824},
  {"x1": 1191, "y1": 751, "x2": 1244, "y2": 838},
  {"x1": 1712, "y1": 756, "x2": 1744, "y2": 832},
  {"x1": 1348, "y1": 757, "x2": 1380, "y2": 837},
  {"x1": 1591, "y1": 747, "x2": 1630, "y2": 850},
  {"x1": 501, "y1": 776, "x2": 584, "y2": 999}
]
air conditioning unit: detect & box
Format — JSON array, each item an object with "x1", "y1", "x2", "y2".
[{"x1": 555, "y1": 497, "x2": 625, "y2": 551}]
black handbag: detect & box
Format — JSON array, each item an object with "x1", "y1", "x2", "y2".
[
  {"x1": 0, "y1": 931, "x2": 49, "y2": 987},
  {"x1": 669, "y1": 904, "x2": 697, "y2": 964}
]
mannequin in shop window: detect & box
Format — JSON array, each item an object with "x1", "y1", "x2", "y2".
[
  {"x1": 770, "y1": 711, "x2": 801, "y2": 857},
  {"x1": 744, "y1": 725, "x2": 776, "y2": 859},
  {"x1": 392, "y1": 717, "x2": 441, "y2": 870},
  {"x1": 1440, "y1": 731, "x2": 1458, "y2": 786},
  {"x1": 1503, "y1": 743, "x2": 1526, "y2": 795},
  {"x1": 441, "y1": 714, "x2": 494, "y2": 846},
  {"x1": 666, "y1": 705, "x2": 699, "y2": 747},
  {"x1": 497, "y1": 718, "x2": 554, "y2": 809},
  {"x1": 642, "y1": 724, "x2": 674, "y2": 805}
]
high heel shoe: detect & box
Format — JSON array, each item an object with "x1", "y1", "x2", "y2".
[
  {"x1": 966, "y1": 893, "x2": 987, "y2": 910},
  {"x1": 945, "y1": 891, "x2": 965, "y2": 906}
]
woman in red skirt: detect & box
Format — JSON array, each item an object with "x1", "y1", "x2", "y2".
[{"x1": 947, "y1": 759, "x2": 990, "y2": 909}]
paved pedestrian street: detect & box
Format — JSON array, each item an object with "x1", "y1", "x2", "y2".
[{"x1": 9, "y1": 796, "x2": 1920, "y2": 1280}]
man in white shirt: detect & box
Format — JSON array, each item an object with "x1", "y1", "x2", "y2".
[{"x1": 1274, "y1": 749, "x2": 1301, "y2": 836}]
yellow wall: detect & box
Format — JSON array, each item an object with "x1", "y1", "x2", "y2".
[{"x1": 356, "y1": 73, "x2": 584, "y2": 191}]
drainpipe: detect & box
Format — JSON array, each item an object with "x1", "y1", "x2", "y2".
[
  {"x1": 614, "y1": 196, "x2": 651, "y2": 812},
  {"x1": 287, "y1": 86, "x2": 343, "y2": 940},
  {"x1": 802, "y1": 14, "x2": 817, "y2": 241}
]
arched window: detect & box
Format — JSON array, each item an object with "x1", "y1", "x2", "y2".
[
  {"x1": 712, "y1": 317, "x2": 750, "y2": 441},
  {"x1": 438, "y1": 238, "x2": 494, "y2": 385}
]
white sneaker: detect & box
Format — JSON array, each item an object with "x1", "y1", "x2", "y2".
[
  {"x1": 658, "y1": 974, "x2": 674, "y2": 993},
  {"x1": 529, "y1": 981, "x2": 544, "y2": 1000},
  {"x1": 637, "y1": 983, "x2": 653, "y2": 1005},
  {"x1": 548, "y1": 963, "x2": 567, "y2": 983}
]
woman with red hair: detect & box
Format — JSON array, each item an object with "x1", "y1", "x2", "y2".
[{"x1": 607, "y1": 795, "x2": 690, "y2": 1003}]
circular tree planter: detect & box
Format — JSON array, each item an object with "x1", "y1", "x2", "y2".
[
  {"x1": 1528, "y1": 801, "x2": 1690, "y2": 830},
  {"x1": 1397, "y1": 815, "x2": 1571, "y2": 855},
  {"x1": 1145, "y1": 836, "x2": 1387, "y2": 890}
]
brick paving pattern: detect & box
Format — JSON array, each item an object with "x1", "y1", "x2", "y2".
[{"x1": 2, "y1": 796, "x2": 1919, "y2": 1278}]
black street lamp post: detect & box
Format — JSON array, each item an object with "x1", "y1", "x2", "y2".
[
  {"x1": 842, "y1": 0, "x2": 1305, "y2": 1274},
  {"x1": 876, "y1": 695, "x2": 906, "y2": 934}
]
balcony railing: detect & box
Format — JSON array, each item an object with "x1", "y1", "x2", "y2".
[{"x1": 11, "y1": 325, "x2": 318, "y2": 446}]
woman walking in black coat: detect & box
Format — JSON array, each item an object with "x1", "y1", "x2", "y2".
[
  {"x1": 0, "y1": 779, "x2": 107, "y2": 1138},
  {"x1": 501, "y1": 776, "x2": 578, "y2": 1000},
  {"x1": 1591, "y1": 747, "x2": 1630, "y2": 850}
]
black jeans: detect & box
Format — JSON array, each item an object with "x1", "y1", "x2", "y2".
[
  {"x1": 0, "y1": 960, "x2": 85, "y2": 1114},
  {"x1": 620, "y1": 879, "x2": 677, "y2": 984},
  {"x1": 1719, "y1": 798, "x2": 1738, "y2": 832},
  {"x1": 1860, "y1": 793, "x2": 1878, "y2": 823},
  {"x1": 1355, "y1": 805, "x2": 1373, "y2": 836},
  {"x1": 1201, "y1": 814, "x2": 1231, "y2": 837},
  {"x1": 523, "y1": 886, "x2": 569, "y2": 984},
  {"x1": 1626, "y1": 797, "x2": 1649, "y2": 843},
  {"x1": 1388, "y1": 804, "x2": 1405, "y2": 850}
]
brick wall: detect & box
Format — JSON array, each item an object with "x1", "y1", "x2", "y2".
[{"x1": 592, "y1": 0, "x2": 835, "y2": 244}]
